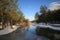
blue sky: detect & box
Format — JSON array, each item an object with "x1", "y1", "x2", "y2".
[{"x1": 18, "y1": 0, "x2": 60, "y2": 21}]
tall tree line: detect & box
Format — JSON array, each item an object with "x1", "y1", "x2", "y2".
[
  {"x1": 35, "y1": 5, "x2": 60, "y2": 23},
  {"x1": 0, "y1": 0, "x2": 24, "y2": 29}
]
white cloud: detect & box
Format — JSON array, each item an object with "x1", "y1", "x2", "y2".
[
  {"x1": 29, "y1": 17, "x2": 34, "y2": 21},
  {"x1": 25, "y1": 16, "x2": 34, "y2": 21},
  {"x1": 49, "y1": 1, "x2": 60, "y2": 10}
]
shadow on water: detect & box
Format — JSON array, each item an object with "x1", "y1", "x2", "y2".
[{"x1": 0, "y1": 24, "x2": 49, "y2": 40}]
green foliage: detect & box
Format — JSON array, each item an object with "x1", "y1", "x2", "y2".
[
  {"x1": 40, "y1": 5, "x2": 47, "y2": 14},
  {"x1": 35, "y1": 12, "x2": 39, "y2": 20},
  {"x1": 35, "y1": 5, "x2": 60, "y2": 23},
  {"x1": 0, "y1": 0, "x2": 25, "y2": 29}
]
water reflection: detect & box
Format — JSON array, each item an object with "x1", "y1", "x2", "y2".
[
  {"x1": 25, "y1": 24, "x2": 49, "y2": 40},
  {"x1": 0, "y1": 23, "x2": 49, "y2": 40}
]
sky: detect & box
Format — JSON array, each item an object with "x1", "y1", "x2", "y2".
[{"x1": 18, "y1": 0, "x2": 60, "y2": 21}]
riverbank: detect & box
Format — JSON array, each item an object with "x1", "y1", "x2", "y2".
[
  {"x1": 35, "y1": 23, "x2": 60, "y2": 40},
  {"x1": 0, "y1": 25, "x2": 19, "y2": 35}
]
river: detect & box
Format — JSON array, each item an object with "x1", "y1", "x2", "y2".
[{"x1": 0, "y1": 23, "x2": 49, "y2": 40}]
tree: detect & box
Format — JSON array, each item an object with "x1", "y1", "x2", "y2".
[
  {"x1": 35, "y1": 12, "x2": 39, "y2": 20},
  {"x1": 35, "y1": 5, "x2": 60, "y2": 23},
  {"x1": 0, "y1": 0, "x2": 24, "y2": 29},
  {"x1": 40, "y1": 5, "x2": 48, "y2": 14}
]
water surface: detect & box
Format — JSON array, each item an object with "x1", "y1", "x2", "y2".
[{"x1": 0, "y1": 23, "x2": 49, "y2": 40}]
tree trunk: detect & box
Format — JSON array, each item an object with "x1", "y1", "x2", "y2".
[
  {"x1": 10, "y1": 19, "x2": 13, "y2": 29},
  {"x1": 2, "y1": 12, "x2": 4, "y2": 29}
]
